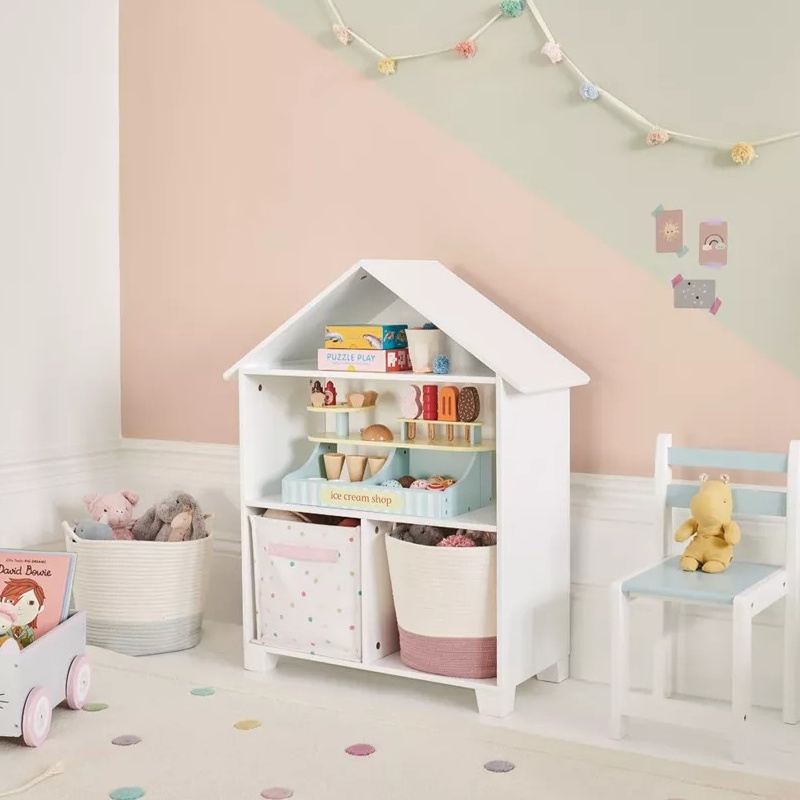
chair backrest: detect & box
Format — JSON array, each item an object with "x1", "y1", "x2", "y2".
[{"x1": 653, "y1": 433, "x2": 800, "y2": 575}]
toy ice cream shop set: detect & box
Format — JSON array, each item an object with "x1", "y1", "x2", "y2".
[
  {"x1": 283, "y1": 322, "x2": 493, "y2": 520},
  {"x1": 226, "y1": 259, "x2": 589, "y2": 717}
]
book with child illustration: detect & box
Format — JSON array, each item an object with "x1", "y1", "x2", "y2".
[{"x1": 0, "y1": 549, "x2": 76, "y2": 649}]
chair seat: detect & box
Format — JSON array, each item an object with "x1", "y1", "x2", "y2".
[{"x1": 622, "y1": 557, "x2": 782, "y2": 605}]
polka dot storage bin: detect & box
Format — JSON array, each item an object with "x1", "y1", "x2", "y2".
[
  {"x1": 250, "y1": 515, "x2": 362, "y2": 661},
  {"x1": 62, "y1": 522, "x2": 212, "y2": 657}
]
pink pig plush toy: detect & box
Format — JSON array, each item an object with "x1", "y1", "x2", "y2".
[{"x1": 83, "y1": 490, "x2": 139, "y2": 541}]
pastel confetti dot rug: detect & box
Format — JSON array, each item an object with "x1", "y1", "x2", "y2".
[{"x1": 0, "y1": 657, "x2": 793, "y2": 800}]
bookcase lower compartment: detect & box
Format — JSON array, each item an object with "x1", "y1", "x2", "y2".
[
  {"x1": 250, "y1": 514, "x2": 399, "y2": 663},
  {"x1": 281, "y1": 444, "x2": 493, "y2": 519}
]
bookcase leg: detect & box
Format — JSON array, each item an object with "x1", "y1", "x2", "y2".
[
  {"x1": 536, "y1": 657, "x2": 569, "y2": 683},
  {"x1": 475, "y1": 686, "x2": 516, "y2": 717},
  {"x1": 244, "y1": 643, "x2": 278, "y2": 673}
]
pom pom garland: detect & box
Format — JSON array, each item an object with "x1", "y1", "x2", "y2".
[
  {"x1": 541, "y1": 41, "x2": 563, "y2": 64},
  {"x1": 646, "y1": 127, "x2": 671, "y2": 146},
  {"x1": 455, "y1": 40, "x2": 477, "y2": 58},
  {"x1": 499, "y1": 0, "x2": 524, "y2": 17},
  {"x1": 377, "y1": 58, "x2": 396, "y2": 76},
  {"x1": 580, "y1": 82, "x2": 599, "y2": 101},
  {"x1": 318, "y1": 0, "x2": 800, "y2": 167},
  {"x1": 731, "y1": 142, "x2": 757, "y2": 165},
  {"x1": 332, "y1": 24, "x2": 352, "y2": 45}
]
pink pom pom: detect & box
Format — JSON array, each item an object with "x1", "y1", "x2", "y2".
[
  {"x1": 437, "y1": 534, "x2": 476, "y2": 548},
  {"x1": 455, "y1": 40, "x2": 476, "y2": 58},
  {"x1": 646, "y1": 127, "x2": 671, "y2": 146},
  {"x1": 332, "y1": 24, "x2": 352, "y2": 46},
  {"x1": 541, "y1": 42, "x2": 563, "y2": 64}
]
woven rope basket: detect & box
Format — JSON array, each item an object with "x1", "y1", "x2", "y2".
[
  {"x1": 62, "y1": 522, "x2": 213, "y2": 656},
  {"x1": 385, "y1": 535, "x2": 497, "y2": 679}
]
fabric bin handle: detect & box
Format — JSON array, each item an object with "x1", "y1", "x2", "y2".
[{"x1": 267, "y1": 542, "x2": 340, "y2": 564}]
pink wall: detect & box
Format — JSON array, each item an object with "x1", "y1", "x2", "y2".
[{"x1": 120, "y1": 0, "x2": 800, "y2": 475}]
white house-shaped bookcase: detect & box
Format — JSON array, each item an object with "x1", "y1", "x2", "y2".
[{"x1": 225, "y1": 259, "x2": 589, "y2": 716}]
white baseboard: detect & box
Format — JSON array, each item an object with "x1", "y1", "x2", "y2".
[
  {"x1": 118, "y1": 438, "x2": 789, "y2": 711},
  {"x1": 0, "y1": 441, "x2": 120, "y2": 549}
]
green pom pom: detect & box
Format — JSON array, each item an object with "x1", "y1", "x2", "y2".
[{"x1": 499, "y1": 0, "x2": 524, "y2": 17}]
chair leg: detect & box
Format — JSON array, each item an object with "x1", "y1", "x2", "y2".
[
  {"x1": 653, "y1": 601, "x2": 678, "y2": 698},
  {"x1": 731, "y1": 597, "x2": 753, "y2": 763},
  {"x1": 783, "y1": 588, "x2": 799, "y2": 724},
  {"x1": 610, "y1": 583, "x2": 630, "y2": 740}
]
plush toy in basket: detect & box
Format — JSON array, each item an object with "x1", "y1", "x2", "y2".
[
  {"x1": 675, "y1": 473, "x2": 741, "y2": 573},
  {"x1": 72, "y1": 489, "x2": 211, "y2": 543}
]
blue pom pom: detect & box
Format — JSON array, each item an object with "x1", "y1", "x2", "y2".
[
  {"x1": 422, "y1": 322, "x2": 438, "y2": 330},
  {"x1": 432, "y1": 355, "x2": 450, "y2": 375},
  {"x1": 580, "y1": 82, "x2": 600, "y2": 101},
  {"x1": 499, "y1": 0, "x2": 524, "y2": 17}
]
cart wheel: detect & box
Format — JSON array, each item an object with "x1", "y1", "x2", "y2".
[
  {"x1": 65, "y1": 654, "x2": 91, "y2": 710},
  {"x1": 22, "y1": 687, "x2": 52, "y2": 747}
]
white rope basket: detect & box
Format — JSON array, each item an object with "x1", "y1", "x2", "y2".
[
  {"x1": 385, "y1": 536, "x2": 497, "y2": 678},
  {"x1": 62, "y1": 522, "x2": 213, "y2": 656}
]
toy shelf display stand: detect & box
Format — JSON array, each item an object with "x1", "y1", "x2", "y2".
[{"x1": 224, "y1": 259, "x2": 589, "y2": 716}]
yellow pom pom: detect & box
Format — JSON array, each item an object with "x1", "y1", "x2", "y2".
[
  {"x1": 731, "y1": 142, "x2": 756, "y2": 165},
  {"x1": 377, "y1": 58, "x2": 396, "y2": 76}
]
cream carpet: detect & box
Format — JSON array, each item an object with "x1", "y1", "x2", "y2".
[{"x1": 1, "y1": 654, "x2": 797, "y2": 800}]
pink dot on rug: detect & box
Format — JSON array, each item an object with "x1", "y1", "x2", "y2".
[
  {"x1": 261, "y1": 789, "x2": 293, "y2": 799},
  {"x1": 345, "y1": 743, "x2": 375, "y2": 756}
]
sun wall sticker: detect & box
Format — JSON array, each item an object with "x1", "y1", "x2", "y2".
[{"x1": 653, "y1": 205, "x2": 689, "y2": 257}]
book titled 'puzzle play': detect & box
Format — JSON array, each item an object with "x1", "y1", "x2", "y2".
[{"x1": 0, "y1": 549, "x2": 76, "y2": 649}]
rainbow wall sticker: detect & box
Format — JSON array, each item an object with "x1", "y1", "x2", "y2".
[
  {"x1": 699, "y1": 219, "x2": 728, "y2": 267},
  {"x1": 672, "y1": 274, "x2": 722, "y2": 315},
  {"x1": 653, "y1": 205, "x2": 689, "y2": 257}
]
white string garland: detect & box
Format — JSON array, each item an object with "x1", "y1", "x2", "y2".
[{"x1": 322, "y1": 0, "x2": 800, "y2": 165}]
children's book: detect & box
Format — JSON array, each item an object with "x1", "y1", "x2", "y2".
[{"x1": 0, "y1": 549, "x2": 76, "y2": 649}]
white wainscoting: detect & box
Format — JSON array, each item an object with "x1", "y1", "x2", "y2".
[
  {"x1": 119, "y1": 439, "x2": 790, "y2": 711},
  {"x1": 0, "y1": 443, "x2": 120, "y2": 548}
]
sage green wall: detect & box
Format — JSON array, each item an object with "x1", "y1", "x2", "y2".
[{"x1": 264, "y1": 0, "x2": 800, "y2": 374}]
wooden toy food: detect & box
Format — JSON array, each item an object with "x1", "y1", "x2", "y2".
[
  {"x1": 360, "y1": 424, "x2": 394, "y2": 442},
  {"x1": 438, "y1": 386, "x2": 458, "y2": 421},
  {"x1": 422, "y1": 385, "x2": 438, "y2": 421},
  {"x1": 400, "y1": 385, "x2": 422, "y2": 419},
  {"x1": 457, "y1": 386, "x2": 480, "y2": 422}
]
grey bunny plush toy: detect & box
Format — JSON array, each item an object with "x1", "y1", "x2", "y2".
[
  {"x1": 131, "y1": 491, "x2": 209, "y2": 542},
  {"x1": 390, "y1": 523, "x2": 444, "y2": 547}
]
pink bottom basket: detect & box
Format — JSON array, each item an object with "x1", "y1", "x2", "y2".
[{"x1": 385, "y1": 535, "x2": 497, "y2": 679}]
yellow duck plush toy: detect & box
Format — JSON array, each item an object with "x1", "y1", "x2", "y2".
[{"x1": 675, "y1": 473, "x2": 741, "y2": 573}]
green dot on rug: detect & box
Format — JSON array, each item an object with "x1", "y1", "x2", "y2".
[
  {"x1": 109, "y1": 787, "x2": 145, "y2": 800},
  {"x1": 190, "y1": 687, "x2": 216, "y2": 696},
  {"x1": 83, "y1": 702, "x2": 109, "y2": 712}
]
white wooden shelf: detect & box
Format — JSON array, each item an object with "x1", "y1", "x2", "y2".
[
  {"x1": 307, "y1": 433, "x2": 496, "y2": 452},
  {"x1": 244, "y1": 494, "x2": 498, "y2": 532},
  {"x1": 227, "y1": 258, "x2": 587, "y2": 717},
  {"x1": 306, "y1": 404, "x2": 377, "y2": 413},
  {"x1": 249, "y1": 640, "x2": 498, "y2": 691},
  {"x1": 240, "y1": 362, "x2": 496, "y2": 385}
]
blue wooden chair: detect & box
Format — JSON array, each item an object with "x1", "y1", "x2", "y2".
[{"x1": 609, "y1": 433, "x2": 799, "y2": 762}]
